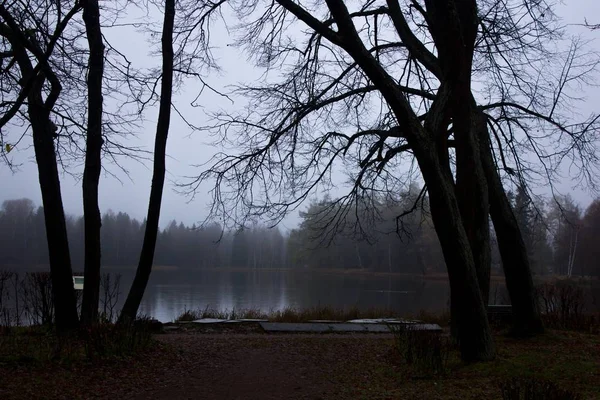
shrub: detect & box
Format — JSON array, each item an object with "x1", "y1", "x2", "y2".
[
  {"x1": 83, "y1": 318, "x2": 153, "y2": 359},
  {"x1": 499, "y1": 377, "x2": 582, "y2": 400},
  {"x1": 20, "y1": 272, "x2": 54, "y2": 326},
  {"x1": 99, "y1": 273, "x2": 122, "y2": 323},
  {"x1": 536, "y1": 280, "x2": 598, "y2": 333},
  {"x1": 389, "y1": 324, "x2": 452, "y2": 377}
]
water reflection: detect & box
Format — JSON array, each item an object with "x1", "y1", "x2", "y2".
[{"x1": 128, "y1": 269, "x2": 453, "y2": 322}]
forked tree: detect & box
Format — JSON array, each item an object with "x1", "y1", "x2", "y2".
[
  {"x1": 0, "y1": 1, "x2": 83, "y2": 331},
  {"x1": 177, "y1": 0, "x2": 599, "y2": 360},
  {"x1": 0, "y1": 0, "x2": 150, "y2": 328}
]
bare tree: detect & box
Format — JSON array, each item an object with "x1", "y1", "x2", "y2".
[
  {"x1": 180, "y1": 0, "x2": 498, "y2": 361},
  {"x1": 0, "y1": 0, "x2": 82, "y2": 331},
  {"x1": 0, "y1": 0, "x2": 146, "y2": 329},
  {"x1": 175, "y1": 0, "x2": 599, "y2": 359},
  {"x1": 119, "y1": 0, "x2": 176, "y2": 324},
  {"x1": 80, "y1": 0, "x2": 105, "y2": 325}
]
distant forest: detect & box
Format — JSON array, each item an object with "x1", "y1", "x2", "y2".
[{"x1": 1, "y1": 186, "x2": 599, "y2": 276}]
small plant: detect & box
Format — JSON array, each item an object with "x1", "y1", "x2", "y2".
[
  {"x1": 499, "y1": 377, "x2": 582, "y2": 400},
  {"x1": 389, "y1": 324, "x2": 452, "y2": 377},
  {"x1": 175, "y1": 307, "x2": 201, "y2": 322},
  {"x1": 99, "y1": 273, "x2": 122, "y2": 323}
]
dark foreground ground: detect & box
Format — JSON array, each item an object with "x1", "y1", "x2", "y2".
[{"x1": 1, "y1": 330, "x2": 599, "y2": 400}]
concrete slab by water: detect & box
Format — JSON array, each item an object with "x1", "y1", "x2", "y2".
[
  {"x1": 192, "y1": 318, "x2": 270, "y2": 324},
  {"x1": 346, "y1": 318, "x2": 420, "y2": 324},
  {"x1": 192, "y1": 318, "x2": 228, "y2": 324},
  {"x1": 224, "y1": 318, "x2": 269, "y2": 323},
  {"x1": 260, "y1": 322, "x2": 442, "y2": 333}
]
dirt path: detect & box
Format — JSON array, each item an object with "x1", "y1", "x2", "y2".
[
  {"x1": 133, "y1": 333, "x2": 396, "y2": 400},
  {"x1": 2, "y1": 331, "x2": 598, "y2": 399}
]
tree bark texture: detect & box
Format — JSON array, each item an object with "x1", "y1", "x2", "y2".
[
  {"x1": 119, "y1": 0, "x2": 175, "y2": 323},
  {"x1": 477, "y1": 112, "x2": 544, "y2": 335},
  {"x1": 80, "y1": 0, "x2": 105, "y2": 325}
]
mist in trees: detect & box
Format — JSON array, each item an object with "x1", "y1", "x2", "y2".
[{"x1": 2, "y1": 196, "x2": 599, "y2": 278}]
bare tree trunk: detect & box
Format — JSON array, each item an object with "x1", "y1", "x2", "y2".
[
  {"x1": 80, "y1": 0, "x2": 105, "y2": 325},
  {"x1": 388, "y1": 242, "x2": 392, "y2": 272},
  {"x1": 0, "y1": 3, "x2": 81, "y2": 332},
  {"x1": 355, "y1": 244, "x2": 363, "y2": 269},
  {"x1": 304, "y1": 0, "x2": 495, "y2": 361},
  {"x1": 425, "y1": 0, "x2": 491, "y2": 341},
  {"x1": 415, "y1": 141, "x2": 495, "y2": 361},
  {"x1": 477, "y1": 113, "x2": 544, "y2": 336},
  {"x1": 456, "y1": 113, "x2": 491, "y2": 305},
  {"x1": 568, "y1": 228, "x2": 578, "y2": 277},
  {"x1": 30, "y1": 104, "x2": 79, "y2": 332},
  {"x1": 119, "y1": 0, "x2": 175, "y2": 324}
]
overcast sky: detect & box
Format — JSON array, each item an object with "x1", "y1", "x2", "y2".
[{"x1": 1, "y1": 0, "x2": 599, "y2": 229}]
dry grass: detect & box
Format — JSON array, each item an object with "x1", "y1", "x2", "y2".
[{"x1": 173, "y1": 305, "x2": 410, "y2": 323}]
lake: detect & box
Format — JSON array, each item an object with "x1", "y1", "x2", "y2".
[{"x1": 127, "y1": 269, "x2": 463, "y2": 322}]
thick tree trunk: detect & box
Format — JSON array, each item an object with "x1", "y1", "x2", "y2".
[
  {"x1": 80, "y1": 0, "x2": 105, "y2": 325},
  {"x1": 29, "y1": 105, "x2": 80, "y2": 332},
  {"x1": 451, "y1": 109, "x2": 491, "y2": 340},
  {"x1": 320, "y1": 0, "x2": 494, "y2": 361},
  {"x1": 119, "y1": 0, "x2": 175, "y2": 324},
  {"x1": 456, "y1": 113, "x2": 491, "y2": 305},
  {"x1": 425, "y1": 0, "x2": 491, "y2": 339},
  {"x1": 414, "y1": 140, "x2": 495, "y2": 361},
  {"x1": 477, "y1": 113, "x2": 544, "y2": 335}
]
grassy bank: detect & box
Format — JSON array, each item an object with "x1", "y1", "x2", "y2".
[{"x1": 173, "y1": 305, "x2": 451, "y2": 326}]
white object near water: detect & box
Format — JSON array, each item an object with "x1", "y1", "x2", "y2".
[{"x1": 73, "y1": 276, "x2": 84, "y2": 290}]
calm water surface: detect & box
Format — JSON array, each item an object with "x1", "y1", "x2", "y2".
[{"x1": 126, "y1": 269, "x2": 458, "y2": 322}]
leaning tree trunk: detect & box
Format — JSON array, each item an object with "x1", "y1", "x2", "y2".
[
  {"x1": 29, "y1": 101, "x2": 80, "y2": 332},
  {"x1": 118, "y1": 0, "x2": 175, "y2": 324},
  {"x1": 318, "y1": 0, "x2": 494, "y2": 361},
  {"x1": 80, "y1": 0, "x2": 105, "y2": 325},
  {"x1": 477, "y1": 112, "x2": 544, "y2": 336},
  {"x1": 414, "y1": 140, "x2": 496, "y2": 362}
]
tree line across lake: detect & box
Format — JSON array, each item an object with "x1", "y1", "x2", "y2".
[{"x1": 2, "y1": 186, "x2": 599, "y2": 277}]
